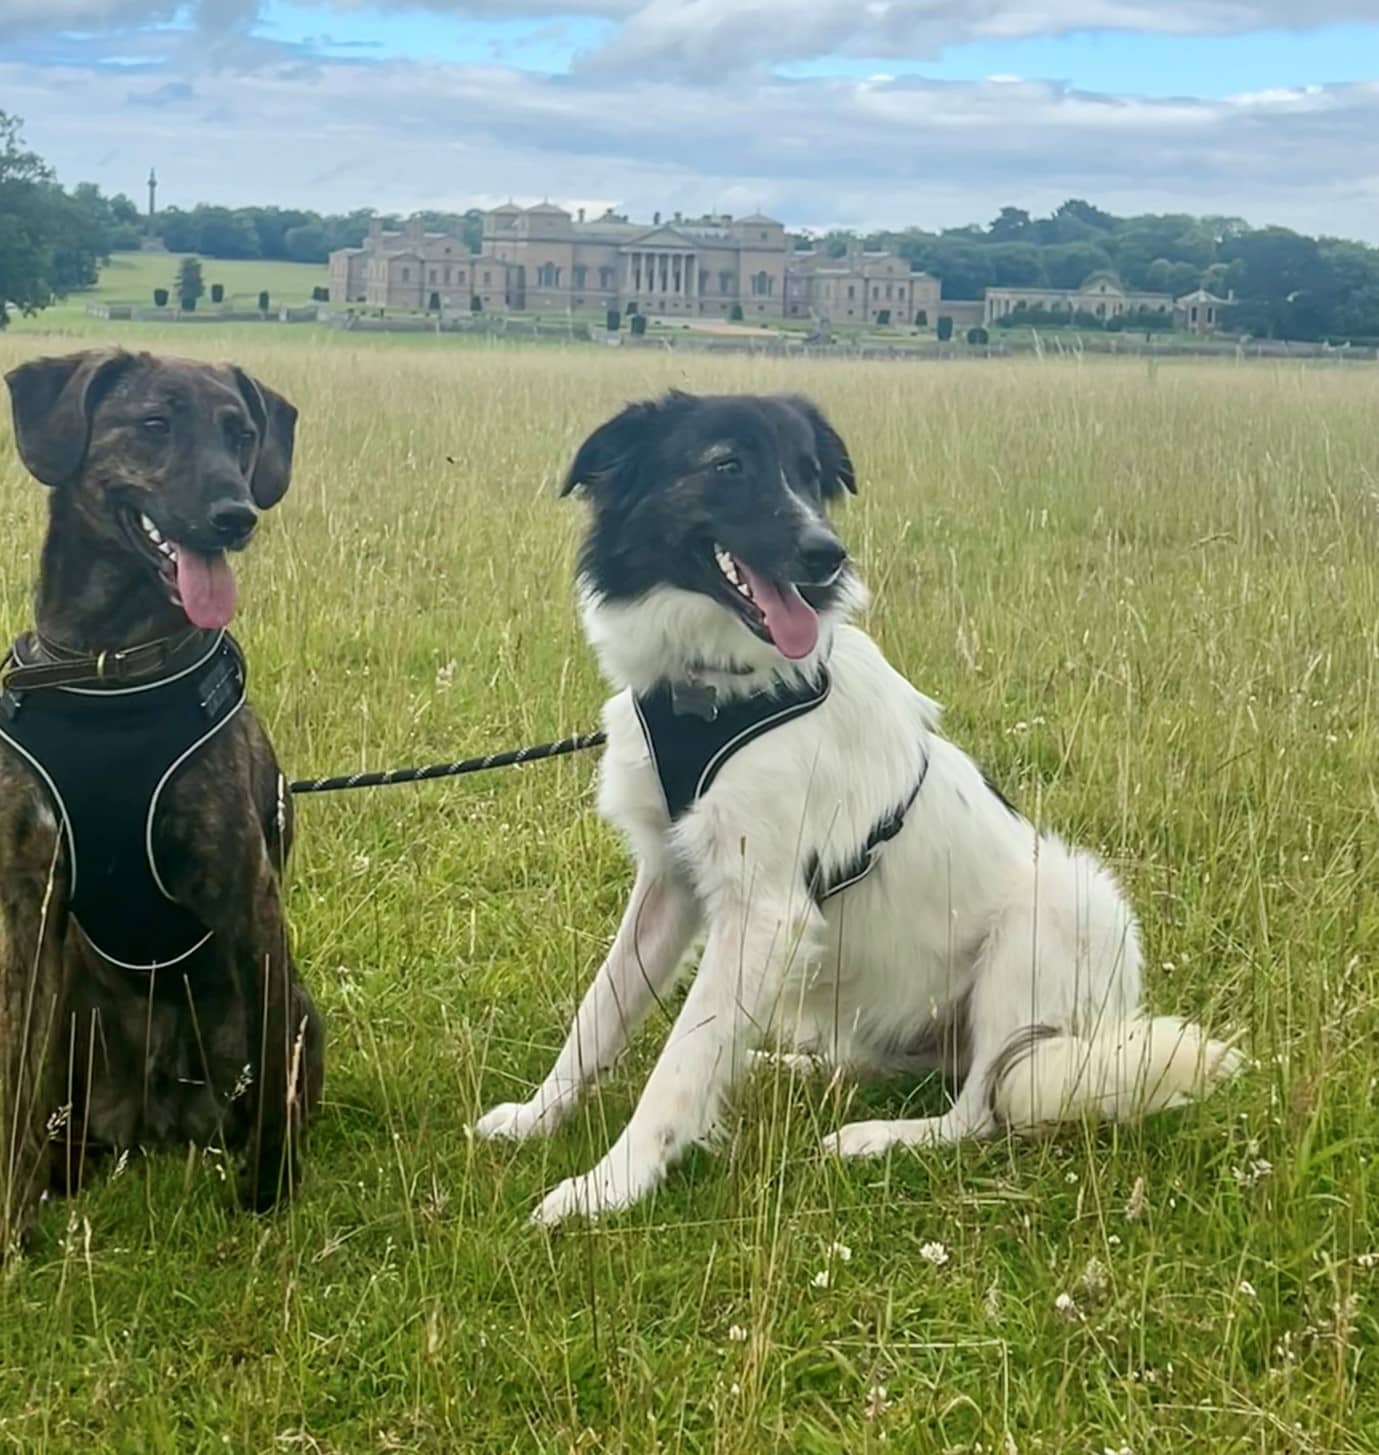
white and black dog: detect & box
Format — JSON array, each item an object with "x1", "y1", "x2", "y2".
[{"x1": 476, "y1": 391, "x2": 1241, "y2": 1226}]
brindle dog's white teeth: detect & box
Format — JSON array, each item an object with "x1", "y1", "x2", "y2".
[
  {"x1": 158, "y1": 541, "x2": 175, "y2": 559},
  {"x1": 140, "y1": 513, "x2": 164, "y2": 546}
]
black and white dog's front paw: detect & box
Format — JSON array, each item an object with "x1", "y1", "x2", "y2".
[{"x1": 530, "y1": 1153, "x2": 665, "y2": 1228}]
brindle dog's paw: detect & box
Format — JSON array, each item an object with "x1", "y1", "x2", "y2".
[{"x1": 236, "y1": 1154, "x2": 302, "y2": 1213}]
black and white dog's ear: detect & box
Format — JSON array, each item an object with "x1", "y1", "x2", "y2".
[
  {"x1": 5, "y1": 349, "x2": 136, "y2": 487},
  {"x1": 561, "y1": 396, "x2": 668, "y2": 497},
  {"x1": 787, "y1": 395, "x2": 857, "y2": 499}
]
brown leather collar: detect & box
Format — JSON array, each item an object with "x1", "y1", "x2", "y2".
[{"x1": 2, "y1": 627, "x2": 220, "y2": 693}]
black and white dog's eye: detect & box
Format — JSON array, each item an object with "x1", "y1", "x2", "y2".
[{"x1": 714, "y1": 457, "x2": 742, "y2": 476}]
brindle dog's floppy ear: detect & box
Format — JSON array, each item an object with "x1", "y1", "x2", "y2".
[
  {"x1": 231, "y1": 366, "x2": 298, "y2": 510},
  {"x1": 786, "y1": 395, "x2": 857, "y2": 500},
  {"x1": 561, "y1": 396, "x2": 672, "y2": 497},
  {"x1": 5, "y1": 349, "x2": 135, "y2": 487}
]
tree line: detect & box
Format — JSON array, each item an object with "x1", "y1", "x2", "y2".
[
  {"x1": 799, "y1": 200, "x2": 1379, "y2": 342},
  {"x1": 3, "y1": 109, "x2": 1378, "y2": 342}
]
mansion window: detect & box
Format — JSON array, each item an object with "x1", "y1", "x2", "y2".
[
  {"x1": 718, "y1": 271, "x2": 734, "y2": 295},
  {"x1": 401, "y1": 267, "x2": 411, "y2": 282},
  {"x1": 599, "y1": 266, "x2": 614, "y2": 289},
  {"x1": 537, "y1": 263, "x2": 561, "y2": 288},
  {"x1": 751, "y1": 271, "x2": 773, "y2": 297},
  {"x1": 573, "y1": 265, "x2": 587, "y2": 290}
]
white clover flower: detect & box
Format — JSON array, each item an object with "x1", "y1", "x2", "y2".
[{"x1": 920, "y1": 1241, "x2": 949, "y2": 1267}]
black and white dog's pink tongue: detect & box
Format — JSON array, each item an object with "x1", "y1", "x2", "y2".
[
  {"x1": 737, "y1": 562, "x2": 820, "y2": 660},
  {"x1": 174, "y1": 545, "x2": 237, "y2": 630}
]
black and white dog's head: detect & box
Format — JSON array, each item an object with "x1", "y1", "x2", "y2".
[{"x1": 562, "y1": 391, "x2": 865, "y2": 692}]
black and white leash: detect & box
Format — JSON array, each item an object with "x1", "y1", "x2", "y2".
[{"x1": 287, "y1": 729, "x2": 607, "y2": 795}]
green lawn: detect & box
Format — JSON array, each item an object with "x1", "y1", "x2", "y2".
[{"x1": 1, "y1": 334, "x2": 1377, "y2": 1453}]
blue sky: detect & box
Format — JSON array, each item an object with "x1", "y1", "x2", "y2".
[{"x1": 1, "y1": 2, "x2": 1377, "y2": 238}]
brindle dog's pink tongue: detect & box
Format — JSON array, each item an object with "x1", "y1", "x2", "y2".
[
  {"x1": 737, "y1": 562, "x2": 820, "y2": 660},
  {"x1": 174, "y1": 546, "x2": 237, "y2": 630}
]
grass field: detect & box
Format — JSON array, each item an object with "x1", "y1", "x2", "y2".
[
  {"x1": 1, "y1": 331, "x2": 1377, "y2": 1453},
  {"x1": 8, "y1": 252, "x2": 330, "y2": 331}
]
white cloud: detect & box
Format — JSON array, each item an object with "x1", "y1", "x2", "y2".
[{"x1": 3, "y1": 54, "x2": 1377, "y2": 240}]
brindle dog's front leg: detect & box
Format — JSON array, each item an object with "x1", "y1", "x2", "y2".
[
  {"x1": 237, "y1": 855, "x2": 323, "y2": 1212},
  {"x1": 0, "y1": 792, "x2": 68, "y2": 1256}
]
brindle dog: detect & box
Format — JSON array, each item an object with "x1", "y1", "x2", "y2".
[{"x1": 0, "y1": 349, "x2": 323, "y2": 1255}]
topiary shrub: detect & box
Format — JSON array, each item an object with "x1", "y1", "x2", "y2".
[
  {"x1": 153, "y1": 288, "x2": 169, "y2": 307},
  {"x1": 606, "y1": 309, "x2": 621, "y2": 331},
  {"x1": 257, "y1": 290, "x2": 270, "y2": 312},
  {"x1": 966, "y1": 326, "x2": 989, "y2": 346},
  {"x1": 936, "y1": 316, "x2": 954, "y2": 342},
  {"x1": 210, "y1": 283, "x2": 224, "y2": 304},
  {"x1": 630, "y1": 313, "x2": 647, "y2": 337},
  {"x1": 730, "y1": 303, "x2": 744, "y2": 321}
]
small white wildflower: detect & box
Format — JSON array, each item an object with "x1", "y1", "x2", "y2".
[
  {"x1": 984, "y1": 1280, "x2": 1001, "y2": 1322},
  {"x1": 1124, "y1": 1176, "x2": 1147, "y2": 1221},
  {"x1": 1356, "y1": 1252, "x2": 1378, "y2": 1269},
  {"x1": 1079, "y1": 1257, "x2": 1109, "y2": 1301},
  {"x1": 830, "y1": 1240, "x2": 853, "y2": 1262},
  {"x1": 229, "y1": 1063, "x2": 254, "y2": 1102},
  {"x1": 812, "y1": 1269, "x2": 831, "y2": 1289},
  {"x1": 1238, "y1": 1280, "x2": 1257, "y2": 1298},
  {"x1": 920, "y1": 1241, "x2": 949, "y2": 1267},
  {"x1": 46, "y1": 1103, "x2": 72, "y2": 1141},
  {"x1": 864, "y1": 1384, "x2": 890, "y2": 1420},
  {"x1": 1232, "y1": 1158, "x2": 1274, "y2": 1188},
  {"x1": 1054, "y1": 1291, "x2": 1081, "y2": 1322},
  {"x1": 1107, "y1": 1234, "x2": 1122, "y2": 1248},
  {"x1": 350, "y1": 853, "x2": 371, "y2": 876},
  {"x1": 1161, "y1": 961, "x2": 1175, "y2": 972},
  {"x1": 730, "y1": 1382, "x2": 741, "y2": 1396},
  {"x1": 434, "y1": 660, "x2": 456, "y2": 689},
  {"x1": 727, "y1": 1324, "x2": 748, "y2": 1343},
  {"x1": 1065, "y1": 1169, "x2": 1080, "y2": 1184}
]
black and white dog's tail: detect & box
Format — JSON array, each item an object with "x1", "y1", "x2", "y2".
[{"x1": 989, "y1": 1016, "x2": 1244, "y2": 1133}]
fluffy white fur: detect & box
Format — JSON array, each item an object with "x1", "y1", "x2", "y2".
[{"x1": 475, "y1": 574, "x2": 1242, "y2": 1226}]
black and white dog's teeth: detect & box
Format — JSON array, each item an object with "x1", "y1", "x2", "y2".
[
  {"x1": 713, "y1": 544, "x2": 752, "y2": 598},
  {"x1": 140, "y1": 513, "x2": 176, "y2": 560}
]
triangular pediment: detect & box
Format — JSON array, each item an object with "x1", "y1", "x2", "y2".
[{"x1": 623, "y1": 226, "x2": 700, "y2": 249}]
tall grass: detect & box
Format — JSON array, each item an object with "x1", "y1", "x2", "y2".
[{"x1": 1, "y1": 334, "x2": 1377, "y2": 1453}]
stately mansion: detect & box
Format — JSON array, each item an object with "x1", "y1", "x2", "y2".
[
  {"x1": 328, "y1": 204, "x2": 1229, "y2": 334},
  {"x1": 330, "y1": 205, "x2": 941, "y2": 326}
]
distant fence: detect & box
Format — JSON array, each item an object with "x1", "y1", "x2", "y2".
[
  {"x1": 80, "y1": 302, "x2": 1379, "y2": 365},
  {"x1": 86, "y1": 303, "x2": 320, "y2": 324}
]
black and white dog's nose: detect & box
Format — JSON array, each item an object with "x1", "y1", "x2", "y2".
[
  {"x1": 797, "y1": 530, "x2": 847, "y2": 586},
  {"x1": 208, "y1": 499, "x2": 259, "y2": 548}
]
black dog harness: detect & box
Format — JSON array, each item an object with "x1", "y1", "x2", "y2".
[
  {"x1": 632, "y1": 668, "x2": 929, "y2": 905},
  {"x1": 0, "y1": 631, "x2": 246, "y2": 970}
]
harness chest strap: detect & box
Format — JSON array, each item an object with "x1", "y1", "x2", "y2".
[
  {"x1": 0, "y1": 632, "x2": 247, "y2": 972},
  {"x1": 631, "y1": 667, "x2": 928, "y2": 905}
]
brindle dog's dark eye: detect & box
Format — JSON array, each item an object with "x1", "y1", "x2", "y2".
[
  {"x1": 142, "y1": 417, "x2": 170, "y2": 436},
  {"x1": 714, "y1": 457, "x2": 742, "y2": 476},
  {"x1": 239, "y1": 429, "x2": 256, "y2": 449}
]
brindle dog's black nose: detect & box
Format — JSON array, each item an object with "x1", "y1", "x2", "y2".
[
  {"x1": 208, "y1": 499, "x2": 258, "y2": 549},
  {"x1": 797, "y1": 530, "x2": 847, "y2": 585}
]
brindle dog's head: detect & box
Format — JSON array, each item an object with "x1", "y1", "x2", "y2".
[
  {"x1": 5, "y1": 349, "x2": 297, "y2": 631},
  {"x1": 563, "y1": 391, "x2": 855, "y2": 662}
]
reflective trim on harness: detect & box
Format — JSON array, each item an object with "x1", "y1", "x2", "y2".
[
  {"x1": 0, "y1": 634, "x2": 247, "y2": 971},
  {"x1": 632, "y1": 667, "x2": 928, "y2": 906}
]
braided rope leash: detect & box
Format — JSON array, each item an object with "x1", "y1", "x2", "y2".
[{"x1": 287, "y1": 729, "x2": 607, "y2": 795}]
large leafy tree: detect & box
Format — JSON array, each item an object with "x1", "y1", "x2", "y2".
[{"x1": 0, "y1": 111, "x2": 114, "y2": 328}]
